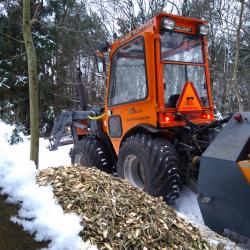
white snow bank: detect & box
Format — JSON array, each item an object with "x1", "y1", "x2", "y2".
[
  {"x1": 3, "y1": 135, "x2": 72, "y2": 170},
  {"x1": 39, "y1": 139, "x2": 71, "y2": 170},
  {"x1": 0, "y1": 121, "x2": 96, "y2": 250}
]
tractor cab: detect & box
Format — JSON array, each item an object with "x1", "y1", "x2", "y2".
[{"x1": 96, "y1": 13, "x2": 214, "y2": 145}]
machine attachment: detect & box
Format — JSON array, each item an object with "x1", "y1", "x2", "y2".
[
  {"x1": 48, "y1": 109, "x2": 103, "y2": 151},
  {"x1": 198, "y1": 112, "x2": 250, "y2": 238}
]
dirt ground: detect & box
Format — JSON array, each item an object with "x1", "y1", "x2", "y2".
[{"x1": 0, "y1": 194, "x2": 48, "y2": 250}]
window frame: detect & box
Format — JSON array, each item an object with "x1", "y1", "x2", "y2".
[
  {"x1": 107, "y1": 36, "x2": 149, "y2": 107},
  {"x1": 160, "y1": 30, "x2": 205, "y2": 64},
  {"x1": 162, "y1": 63, "x2": 209, "y2": 108}
]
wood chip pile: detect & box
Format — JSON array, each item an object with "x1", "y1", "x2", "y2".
[{"x1": 37, "y1": 166, "x2": 213, "y2": 250}]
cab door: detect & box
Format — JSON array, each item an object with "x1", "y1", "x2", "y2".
[{"x1": 105, "y1": 34, "x2": 157, "y2": 154}]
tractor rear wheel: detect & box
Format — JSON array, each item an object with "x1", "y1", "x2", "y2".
[
  {"x1": 117, "y1": 134, "x2": 181, "y2": 204},
  {"x1": 70, "y1": 137, "x2": 113, "y2": 174}
]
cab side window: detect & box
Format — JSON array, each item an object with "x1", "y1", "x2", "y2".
[{"x1": 108, "y1": 37, "x2": 147, "y2": 106}]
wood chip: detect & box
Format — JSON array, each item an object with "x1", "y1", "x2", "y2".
[{"x1": 36, "y1": 166, "x2": 213, "y2": 249}]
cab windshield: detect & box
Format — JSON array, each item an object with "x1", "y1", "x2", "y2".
[{"x1": 161, "y1": 31, "x2": 208, "y2": 108}]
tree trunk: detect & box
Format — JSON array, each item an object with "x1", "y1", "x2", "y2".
[
  {"x1": 22, "y1": 0, "x2": 39, "y2": 168},
  {"x1": 182, "y1": 0, "x2": 189, "y2": 16},
  {"x1": 231, "y1": 0, "x2": 245, "y2": 112}
]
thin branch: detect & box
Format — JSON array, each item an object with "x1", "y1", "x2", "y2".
[
  {"x1": 0, "y1": 51, "x2": 26, "y2": 59},
  {"x1": 0, "y1": 30, "x2": 24, "y2": 44},
  {"x1": 166, "y1": 0, "x2": 181, "y2": 15},
  {"x1": 53, "y1": 93, "x2": 80, "y2": 103},
  {"x1": 31, "y1": 0, "x2": 43, "y2": 25}
]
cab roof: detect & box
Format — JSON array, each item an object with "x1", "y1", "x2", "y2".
[{"x1": 111, "y1": 13, "x2": 208, "y2": 51}]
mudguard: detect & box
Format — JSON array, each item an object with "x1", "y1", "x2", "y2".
[{"x1": 198, "y1": 112, "x2": 250, "y2": 238}]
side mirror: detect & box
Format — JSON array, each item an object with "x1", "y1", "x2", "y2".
[{"x1": 96, "y1": 52, "x2": 106, "y2": 73}]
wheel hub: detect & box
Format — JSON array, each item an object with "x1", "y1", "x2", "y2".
[
  {"x1": 124, "y1": 154, "x2": 145, "y2": 189},
  {"x1": 74, "y1": 153, "x2": 82, "y2": 166}
]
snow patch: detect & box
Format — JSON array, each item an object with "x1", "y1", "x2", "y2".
[
  {"x1": 15, "y1": 75, "x2": 28, "y2": 85},
  {"x1": 0, "y1": 121, "x2": 96, "y2": 250},
  {"x1": 39, "y1": 139, "x2": 72, "y2": 170},
  {"x1": 174, "y1": 186, "x2": 204, "y2": 225}
]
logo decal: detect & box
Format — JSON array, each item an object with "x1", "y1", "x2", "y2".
[
  {"x1": 128, "y1": 107, "x2": 142, "y2": 114},
  {"x1": 175, "y1": 26, "x2": 192, "y2": 32}
]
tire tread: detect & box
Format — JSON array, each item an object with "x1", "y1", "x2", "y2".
[
  {"x1": 117, "y1": 133, "x2": 181, "y2": 204},
  {"x1": 71, "y1": 137, "x2": 113, "y2": 174}
]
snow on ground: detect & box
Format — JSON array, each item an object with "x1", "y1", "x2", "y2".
[
  {"x1": 39, "y1": 139, "x2": 71, "y2": 170},
  {"x1": 6, "y1": 137, "x2": 72, "y2": 170},
  {"x1": 0, "y1": 121, "x2": 96, "y2": 250},
  {"x1": 174, "y1": 186, "x2": 204, "y2": 225}
]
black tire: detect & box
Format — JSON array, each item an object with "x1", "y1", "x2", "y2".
[
  {"x1": 70, "y1": 137, "x2": 114, "y2": 174},
  {"x1": 117, "y1": 133, "x2": 181, "y2": 204}
]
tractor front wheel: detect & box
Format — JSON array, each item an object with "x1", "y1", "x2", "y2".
[
  {"x1": 117, "y1": 134, "x2": 181, "y2": 204},
  {"x1": 70, "y1": 137, "x2": 114, "y2": 174}
]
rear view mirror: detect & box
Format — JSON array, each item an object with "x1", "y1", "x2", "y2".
[{"x1": 96, "y1": 52, "x2": 106, "y2": 73}]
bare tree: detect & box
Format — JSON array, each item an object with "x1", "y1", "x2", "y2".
[
  {"x1": 231, "y1": 0, "x2": 245, "y2": 112},
  {"x1": 22, "y1": 0, "x2": 40, "y2": 168},
  {"x1": 182, "y1": 0, "x2": 189, "y2": 16}
]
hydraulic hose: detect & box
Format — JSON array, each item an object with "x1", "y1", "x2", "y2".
[{"x1": 88, "y1": 113, "x2": 105, "y2": 120}]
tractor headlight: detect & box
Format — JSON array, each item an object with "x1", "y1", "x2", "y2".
[
  {"x1": 161, "y1": 18, "x2": 175, "y2": 31},
  {"x1": 198, "y1": 24, "x2": 209, "y2": 35}
]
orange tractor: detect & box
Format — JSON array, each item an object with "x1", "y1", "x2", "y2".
[{"x1": 49, "y1": 13, "x2": 250, "y2": 238}]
